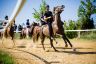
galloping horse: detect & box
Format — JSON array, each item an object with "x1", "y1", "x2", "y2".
[
  {"x1": 30, "y1": 22, "x2": 40, "y2": 42},
  {"x1": 32, "y1": 5, "x2": 73, "y2": 51},
  {"x1": 2, "y1": 21, "x2": 15, "y2": 48},
  {"x1": 20, "y1": 22, "x2": 38, "y2": 39},
  {"x1": 20, "y1": 25, "x2": 30, "y2": 39},
  {"x1": 0, "y1": 21, "x2": 7, "y2": 39}
]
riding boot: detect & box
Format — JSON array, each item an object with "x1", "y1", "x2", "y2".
[{"x1": 48, "y1": 22, "x2": 53, "y2": 40}]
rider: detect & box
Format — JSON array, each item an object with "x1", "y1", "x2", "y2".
[
  {"x1": 3, "y1": 15, "x2": 8, "y2": 26},
  {"x1": 26, "y1": 19, "x2": 30, "y2": 28},
  {"x1": 43, "y1": 5, "x2": 53, "y2": 39},
  {"x1": 40, "y1": 12, "x2": 46, "y2": 26}
]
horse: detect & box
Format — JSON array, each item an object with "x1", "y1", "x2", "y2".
[
  {"x1": 19, "y1": 25, "x2": 30, "y2": 39},
  {"x1": 2, "y1": 21, "x2": 15, "y2": 48},
  {"x1": 19, "y1": 22, "x2": 38, "y2": 39},
  {"x1": 0, "y1": 21, "x2": 7, "y2": 39},
  {"x1": 18, "y1": 24, "x2": 23, "y2": 39},
  {"x1": 30, "y1": 22, "x2": 40, "y2": 42},
  {"x1": 32, "y1": 5, "x2": 74, "y2": 51}
]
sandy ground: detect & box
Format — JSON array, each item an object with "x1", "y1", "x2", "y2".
[{"x1": 0, "y1": 38, "x2": 96, "y2": 64}]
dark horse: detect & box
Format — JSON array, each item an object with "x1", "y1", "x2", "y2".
[{"x1": 32, "y1": 5, "x2": 74, "y2": 51}]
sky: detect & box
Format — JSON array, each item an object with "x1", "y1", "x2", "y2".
[{"x1": 0, "y1": 0, "x2": 96, "y2": 25}]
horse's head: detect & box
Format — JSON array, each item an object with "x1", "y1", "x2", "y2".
[
  {"x1": 32, "y1": 22, "x2": 39, "y2": 26},
  {"x1": 53, "y1": 5, "x2": 65, "y2": 14}
]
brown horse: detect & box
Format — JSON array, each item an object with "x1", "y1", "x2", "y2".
[
  {"x1": 2, "y1": 21, "x2": 15, "y2": 48},
  {"x1": 20, "y1": 27, "x2": 29, "y2": 39},
  {"x1": 32, "y1": 5, "x2": 74, "y2": 51},
  {"x1": 20, "y1": 22, "x2": 38, "y2": 39}
]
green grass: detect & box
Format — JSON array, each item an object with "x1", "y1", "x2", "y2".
[
  {"x1": 0, "y1": 50, "x2": 15, "y2": 64},
  {"x1": 14, "y1": 33, "x2": 20, "y2": 39},
  {"x1": 80, "y1": 32, "x2": 96, "y2": 40}
]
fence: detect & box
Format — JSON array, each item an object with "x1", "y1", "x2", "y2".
[
  {"x1": 1, "y1": 28, "x2": 96, "y2": 38},
  {"x1": 65, "y1": 29, "x2": 96, "y2": 38}
]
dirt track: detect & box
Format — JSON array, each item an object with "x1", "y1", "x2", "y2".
[{"x1": 0, "y1": 38, "x2": 96, "y2": 64}]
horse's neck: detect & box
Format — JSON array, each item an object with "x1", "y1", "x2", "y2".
[{"x1": 54, "y1": 13, "x2": 61, "y2": 26}]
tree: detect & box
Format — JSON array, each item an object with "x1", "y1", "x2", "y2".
[
  {"x1": 78, "y1": 0, "x2": 96, "y2": 29},
  {"x1": 65, "y1": 20, "x2": 77, "y2": 38},
  {"x1": 76, "y1": 19, "x2": 82, "y2": 29},
  {"x1": 63, "y1": 20, "x2": 68, "y2": 30},
  {"x1": 33, "y1": 0, "x2": 46, "y2": 21},
  {"x1": 68, "y1": 20, "x2": 76, "y2": 30}
]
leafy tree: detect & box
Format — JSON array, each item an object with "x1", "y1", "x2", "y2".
[
  {"x1": 33, "y1": 0, "x2": 46, "y2": 21},
  {"x1": 32, "y1": 8, "x2": 41, "y2": 21},
  {"x1": 65, "y1": 20, "x2": 77, "y2": 38},
  {"x1": 63, "y1": 21, "x2": 68, "y2": 30},
  {"x1": 39, "y1": 0, "x2": 46, "y2": 14},
  {"x1": 67, "y1": 20, "x2": 76, "y2": 30},
  {"x1": 78, "y1": 0, "x2": 96, "y2": 29},
  {"x1": 76, "y1": 19, "x2": 82, "y2": 29}
]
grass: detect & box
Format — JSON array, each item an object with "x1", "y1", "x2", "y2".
[
  {"x1": 0, "y1": 50, "x2": 15, "y2": 64},
  {"x1": 14, "y1": 32, "x2": 96, "y2": 40},
  {"x1": 80, "y1": 32, "x2": 96, "y2": 40}
]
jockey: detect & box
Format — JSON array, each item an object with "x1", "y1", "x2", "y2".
[
  {"x1": 43, "y1": 5, "x2": 53, "y2": 39},
  {"x1": 26, "y1": 19, "x2": 30, "y2": 28},
  {"x1": 3, "y1": 15, "x2": 8, "y2": 26},
  {"x1": 40, "y1": 12, "x2": 47, "y2": 26},
  {"x1": 18, "y1": 24, "x2": 22, "y2": 31}
]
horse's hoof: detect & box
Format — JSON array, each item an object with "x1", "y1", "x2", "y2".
[
  {"x1": 55, "y1": 49, "x2": 58, "y2": 52},
  {"x1": 65, "y1": 45, "x2": 68, "y2": 47},
  {"x1": 73, "y1": 48, "x2": 76, "y2": 51},
  {"x1": 56, "y1": 42, "x2": 58, "y2": 44},
  {"x1": 45, "y1": 49, "x2": 49, "y2": 52}
]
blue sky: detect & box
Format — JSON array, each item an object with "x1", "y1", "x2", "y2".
[{"x1": 0, "y1": 0, "x2": 96, "y2": 25}]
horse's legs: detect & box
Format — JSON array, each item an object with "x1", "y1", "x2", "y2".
[
  {"x1": 52, "y1": 37, "x2": 58, "y2": 44},
  {"x1": 62, "y1": 33, "x2": 73, "y2": 47},
  {"x1": 7, "y1": 28, "x2": 11, "y2": 37},
  {"x1": 2, "y1": 34, "x2": 5, "y2": 47},
  {"x1": 20, "y1": 33, "x2": 22, "y2": 39},
  {"x1": 11, "y1": 34, "x2": 15, "y2": 48},
  {"x1": 26, "y1": 28, "x2": 29, "y2": 38},
  {"x1": 12, "y1": 38, "x2": 15, "y2": 48},
  {"x1": 41, "y1": 35, "x2": 45, "y2": 50},
  {"x1": 62, "y1": 35, "x2": 68, "y2": 47},
  {"x1": 49, "y1": 37, "x2": 57, "y2": 51},
  {"x1": 23, "y1": 34, "x2": 26, "y2": 38}
]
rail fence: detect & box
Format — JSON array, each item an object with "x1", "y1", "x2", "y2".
[{"x1": 0, "y1": 28, "x2": 96, "y2": 38}]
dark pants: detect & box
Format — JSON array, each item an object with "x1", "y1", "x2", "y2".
[
  {"x1": 47, "y1": 22, "x2": 53, "y2": 39},
  {"x1": 41, "y1": 21, "x2": 47, "y2": 25}
]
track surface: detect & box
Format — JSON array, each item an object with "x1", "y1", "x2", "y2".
[{"x1": 0, "y1": 38, "x2": 96, "y2": 64}]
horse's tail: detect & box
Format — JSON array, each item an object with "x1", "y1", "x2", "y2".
[
  {"x1": 33, "y1": 31, "x2": 40, "y2": 43},
  {"x1": 4, "y1": 29, "x2": 8, "y2": 38},
  {"x1": 36, "y1": 33, "x2": 39, "y2": 41},
  {"x1": 30, "y1": 26, "x2": 35, "y2": 37},
  {"x1": 32, "y1": 27, "x2": 40, "y2": 43}
]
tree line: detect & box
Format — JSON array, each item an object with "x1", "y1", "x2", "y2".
[{"x1": 33, "y1": 0, "x2": 96, "y2": 30}]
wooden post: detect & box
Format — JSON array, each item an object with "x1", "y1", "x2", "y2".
[{"x1": 78, "y1": 31, "x2": 80, "y2": 38}]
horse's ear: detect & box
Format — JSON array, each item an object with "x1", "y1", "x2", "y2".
[{"x1": 62, "y1": 5, "x2": 65, "y2": 8}]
